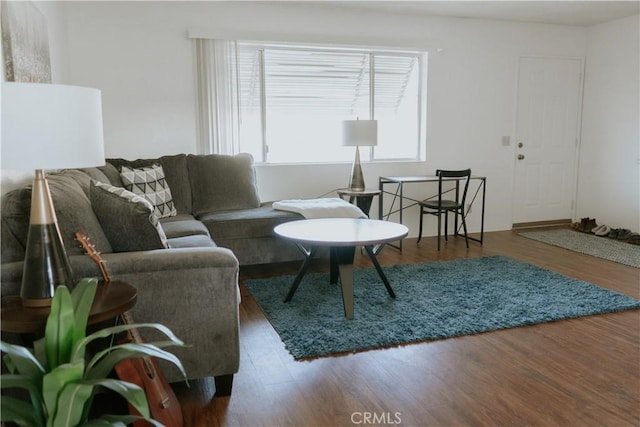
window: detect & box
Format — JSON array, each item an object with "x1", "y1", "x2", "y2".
[{"x1": 237, "y1": 42, "x2": 427, "y2": 164}]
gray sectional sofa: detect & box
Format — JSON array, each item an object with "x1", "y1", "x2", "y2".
[{"x1": 0, "y1": 153, "x2": 303, "y2": 395}]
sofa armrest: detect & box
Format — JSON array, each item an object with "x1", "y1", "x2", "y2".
[
  {"x1": 71, "y1": 246, "x2": 238, "y2": 276},
  {"x1": 1, "y1": 247, "x2": 241, "y2": 383},
  {"x1": 98, "y1": 248, "x2": 241, "y2": 383}
]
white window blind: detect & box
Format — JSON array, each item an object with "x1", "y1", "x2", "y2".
[
  {"x1": 239, "y1": 44, "x2": 419, "y2": 114},
  {"x1": 195, "y1": 39, "x2": 426, "y2": 162}
]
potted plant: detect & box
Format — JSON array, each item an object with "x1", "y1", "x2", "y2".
[{"x1": 0, "y1": 278, "x2": 186, "y2": 426}]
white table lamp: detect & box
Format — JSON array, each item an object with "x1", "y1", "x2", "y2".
[
  {"x1": 1, "y1": 82, "x2": 105, "y2": 307},
  {"x1": 343, "y1": 119, "x2": 377, "y2": 191}
]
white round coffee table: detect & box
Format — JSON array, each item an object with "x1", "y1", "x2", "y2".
[{"x1": 274, "y1": 218, "x2": 408, "y2": 319}]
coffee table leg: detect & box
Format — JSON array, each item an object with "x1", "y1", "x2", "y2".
[
  {"x1": 335, "y1": 246, "x2": 356, "y2": 319},
  {"x1": 284, "y1": 246, "x2": 318, "y2": 302},
  {"x1": 338, "y1": 263, "x2": 354, "y2": 319},
  {"x1": 330, "y1": 247, "x2": 339, "y2": 284},
  {"x1": 364, "y1": 245, "x2": 396, "y2": 298}
]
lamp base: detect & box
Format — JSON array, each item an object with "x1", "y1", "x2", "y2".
[
  {"x1": 348, "y1": 146, "x2": 366, "y2": 191},
  {"x1": 21, "y1": 222, "x2": 73, "y2": 307},
  {"x1": 20, "y1": 170, "x2": 75, "y2": 307}
]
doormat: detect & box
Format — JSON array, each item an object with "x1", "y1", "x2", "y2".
[{"x1": 519, "y1": 229, "x2": 640, "y2": 268}]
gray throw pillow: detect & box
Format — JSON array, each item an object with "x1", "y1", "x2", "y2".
[
  {"x1": 90, "y1": 181, "x2": 169, "y2": 252},
  {"x1": 187, "y1": 153, "x2": 261, "y2": 216},
  {"x1": 46, "y1": 173, "x2": 113, "y2": 256},
  {"x1": 120, "y1": 164, "x2": 178, "y2": 219}
]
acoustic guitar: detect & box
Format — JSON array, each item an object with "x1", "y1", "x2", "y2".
[{"x1": 75, "y1": 232, "x2": 183, "y2": 427}]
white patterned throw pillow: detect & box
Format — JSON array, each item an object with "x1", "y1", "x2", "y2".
[{"x1": 120, "y1": 164, "x2": 177, "y2": 219}]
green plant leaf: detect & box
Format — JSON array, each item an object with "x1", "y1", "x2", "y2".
[
  {"x1": 33, "y1": 336, "x2": 48, "y2": 369},
  {"x1": 0, "y1": 374, "x2": 46, "y2": 422},
  {"x1": 70, "y1": 278, "x2": 98, "y2": 347},
  {"x1": 72, "y1": 322, "x2": 184, "y2": 364},
  {"x1": 86, "y1": 342, "x2": 186, "y2": 381},
  {"x1": 71, "y1": 323, "x2": 184, "y2": 370},
  {"x1": 44, "y1": 286, "x2": 76, "y2": 368},
  {"x1": 0, "y1": 395, "x2": 44, "y2": 427},
  {"x1": 53, "y1": 379, "x2": 114, "y2": 427},
  {"x1": 42, "y1": 362, "x2": 84, "y2": 425},
  {"x1": 52, "y1": 381, "x2": 96, "y2": 427},
  {"x1": 88, "y1": 340, "x2": 182, "y2": 367},
  {"x1": 61, "y1": 378, "x2": 166, "y2": 427},
  {"x1": 83, "y1": 378, "x2": 150, "y2": 419},
  {"x1": 0, "y1": 341, "x2": 46, "y2": 377}
]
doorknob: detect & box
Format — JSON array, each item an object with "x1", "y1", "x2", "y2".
[
  {"x1": 518, "y1": 142, "x2": 524, "y2": 148},
  {"x1": 517, "y1": 154, "x2": 525, "y2": 160}
]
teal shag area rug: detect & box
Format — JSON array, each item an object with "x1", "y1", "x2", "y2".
[
  {"x1": 245, "y1": 256, "x2": 640, "y2": 360},
  {"x1": 519, "y1": 229, "x2": 640, "y2": 268}
]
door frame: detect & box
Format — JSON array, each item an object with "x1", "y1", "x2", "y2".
[{"x1": 511, "y1": 55, "x2": 586, "y2": 226}]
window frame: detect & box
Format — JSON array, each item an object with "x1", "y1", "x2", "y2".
[{"x1": 236, "y1": 41, "x2": 428, "y2": 164}]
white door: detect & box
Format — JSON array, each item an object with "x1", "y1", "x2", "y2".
[{"x1": 513, "y1": 56, "x2": 583, "y2": 224}]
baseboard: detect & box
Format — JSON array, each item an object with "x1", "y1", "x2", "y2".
[{"x1": 512, "y1": 219, "x2": 571, "y2": 230}]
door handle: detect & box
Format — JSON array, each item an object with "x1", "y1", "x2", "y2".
[{"x1": 517, "y1": 154, "x2": 525, "y2": 160}]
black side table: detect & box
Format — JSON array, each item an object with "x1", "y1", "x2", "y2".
[{"x1": 336, "y1": 188, "x2": 382, "y2": 217}]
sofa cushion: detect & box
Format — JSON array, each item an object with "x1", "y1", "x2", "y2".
[
  {"x1": 98, "y1": 163, "x2": 122, "y2": 187},
  {"x1": 167, "y1": 234, "x2": 217, "y2": 248},
  {"x1": 160, "y1": 214, "x2": 210, "y2": 239},
  {"x1": 120, "y1": 164, "x2": 178, "y2": 219},
  {"x1": 1, "y1": 188, "x2": 34, "y2": 263},
  {"x1": 199, "y1": 204, "x2": 303, "y2": 240},
  {"x1": 215, "y1": 235, "x2": 305, "y2": 266},
  {"x1": 47, "y1": 172, "x2": 113, "y2": 256},
  {"x1": 0, "y1": 172, "x2": 113, "y2": 260},
  {"x1": 80, "y1": 167, "x2": 111, "y2": 186},
  {"x1": 58, "y1": 169, "x2": 96, "y2": 198},
  {"x1": 107, "y1": 154, "x2": 192, "y2": 214},
  {"x1": 90, "y1": 181, "x2": 169, "y2": 252},
  {"x1": 187, "y1": 154, "x2": 260, "y2": 216}
]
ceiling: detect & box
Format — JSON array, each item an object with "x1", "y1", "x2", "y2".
[{"x1": 312, "y1": 1, "x2": 640, "y2": 27}]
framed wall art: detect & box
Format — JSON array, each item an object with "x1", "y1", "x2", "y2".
[{"x1": 1, "y1": 1, "x2": 51, "y2": 82}]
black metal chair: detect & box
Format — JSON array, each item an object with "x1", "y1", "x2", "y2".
[{"x1": 417, "y1": 169, "x2": 471, "y2": 250}]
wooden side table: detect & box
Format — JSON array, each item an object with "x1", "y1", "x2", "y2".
[
  {"x1": 1, "y1": 280, "x2": 137, "y2": 334},
  {"x1": 336, "y1": 188, "x2": 382, "y2": 217}
]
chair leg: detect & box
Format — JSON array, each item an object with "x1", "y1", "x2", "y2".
[
  {"x1": 436, "y1": 210, "x2": 442, "y2": 251},
  {"x1": 417, "y1": 207, "x2": 424, "y2": 243},
  {"x1": 460, "y1": 211, "x2": 470, "y2": 248},
  {"x1": 444, "y1": 210, "x2": 449, "y2": 242}
]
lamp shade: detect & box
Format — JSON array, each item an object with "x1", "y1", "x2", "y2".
[
  {"x1": 342, "y1": 119, "x2": 378, "y2": 147},
  {"x1": 2, "y1": 82, "x2": 105, "y2": 170}
]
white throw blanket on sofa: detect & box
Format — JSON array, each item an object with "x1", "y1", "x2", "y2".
[{"x1": 272, "y1": 198, "x2": 367, "y2": 219}]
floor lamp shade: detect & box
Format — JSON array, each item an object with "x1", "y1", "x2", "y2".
[
  {"x1": 343, "y1": 120, "x2": 377, "y2": 191},
  {"x1": 1, "y1": 82, "x2": 105, "y2": 307}
]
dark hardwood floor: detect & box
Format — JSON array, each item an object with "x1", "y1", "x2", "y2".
[{"x1": 173, "y1": 228, "x2": 640, "y2": 426}]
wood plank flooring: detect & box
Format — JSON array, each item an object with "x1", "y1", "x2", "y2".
[{"x1": 173, "y1": 228, "x2": 640, "y2": 426}]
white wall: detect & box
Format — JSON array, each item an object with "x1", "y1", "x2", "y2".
[
  {"x1": 61, "y1": 1, "x2": 594, "y2": 237},
  {"x1": 2, "y1": 3, "x2": 634, "y2": 237},
  {"x1": 1, "y1": 1, "x2": 72, "y2": 192},
  {"x1": 4, "y1": 3, "x2": 637, "y2": 245},
  {"x1": 578, "y1": 15, "x2": 640, "y2": 231}
]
